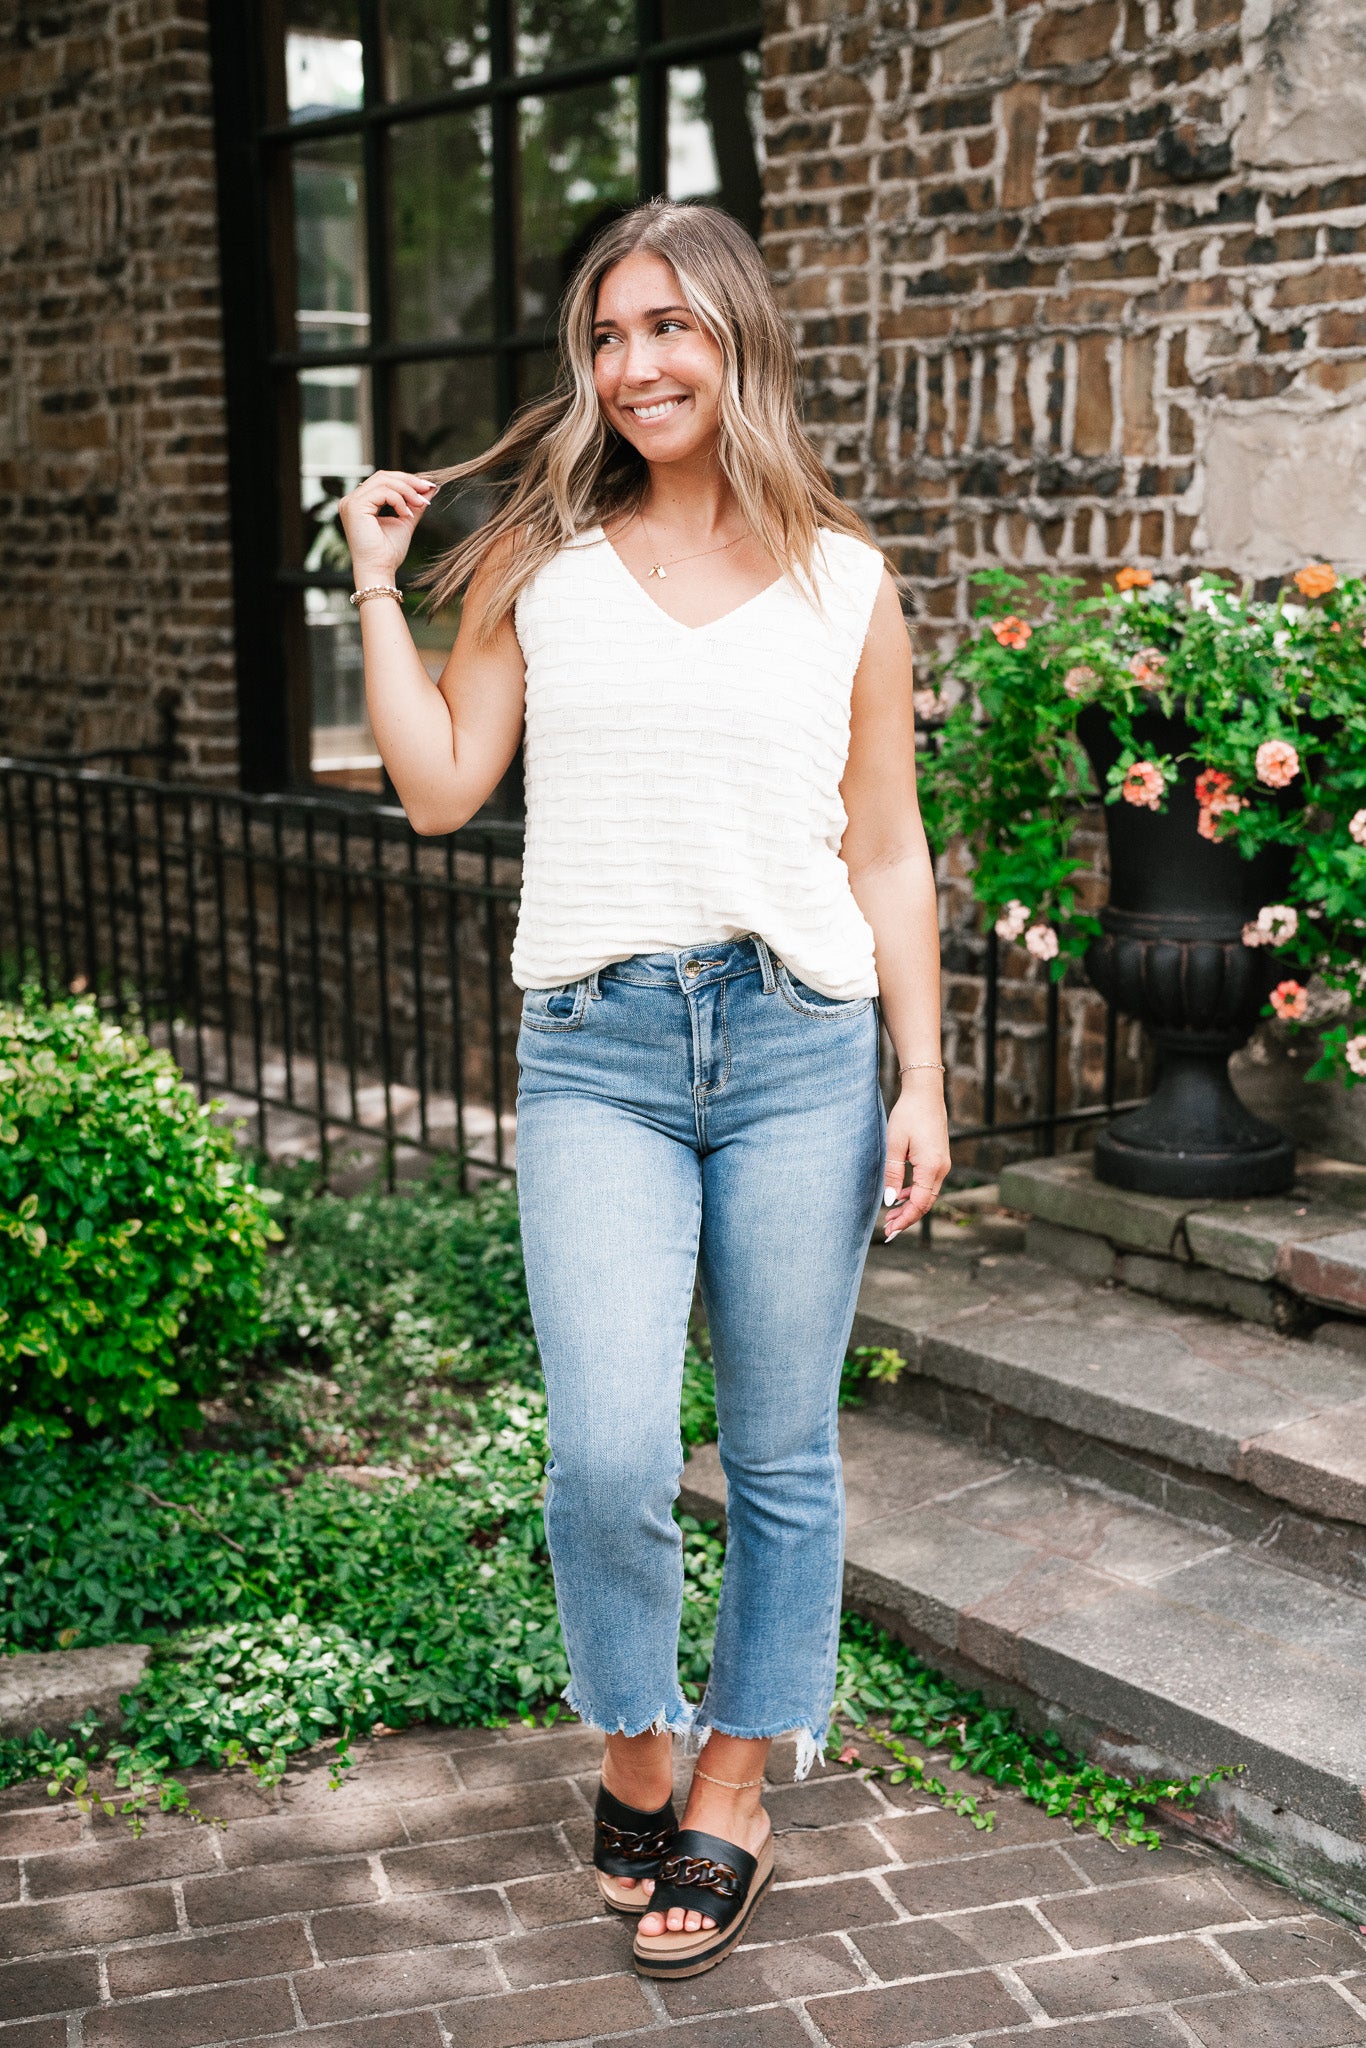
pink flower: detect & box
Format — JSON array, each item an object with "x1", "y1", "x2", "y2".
[
  {"x1": 1269, "y1": 980, "x2": 1309, "y2": 1022},
  {"x1": 1025, "y1": 924, "x2": 1059, "y2": 961},
  {"x1": 1129, "y1": 648, "x2": 1166, "y2": 689},
  {"x1": 1242, "y1": 921, "x2": 1270, "y2": 948},
  {"x1": 1251, "y1": 903, "x2": 1298, "y2": 946},
  {"x1": 994, "y1": 900, "x2": 1031, "y2": 942},
  {"x1": 1062, "y1": 664, "x2": 1097, "y2": 699},
  {"x1": 1346, "y1": 1034, "x2": 1366, "y2": 1079},
  {"x1": 1350, "y1": 809, "x2": 1366, "y2": 847},
  {"x1": 992, "y1": 615, "x2": 1032, "y2": 649},
  {"x1": 1122, "y1": 760, "x2": 1165, "y2": 809},
  {"x1": 1255, "y1": 739, "x2": 1300, "y2": 788},
  {"x1": 838, "y1": 1743, "x2": 860, "y2": 1765},
  {"x1": 912, "y1": 688, "x2": 941, "y2": 722}
]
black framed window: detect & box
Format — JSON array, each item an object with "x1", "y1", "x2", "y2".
[{"x1": 209, "y1": 0, "x2": 764, "y2": 797}]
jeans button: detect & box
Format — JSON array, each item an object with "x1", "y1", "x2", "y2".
[{"x1": 684, "y1": 961, "x2": 701, "y2": 977}]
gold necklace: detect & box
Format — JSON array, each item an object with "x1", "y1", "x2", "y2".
[{"x1": 635, "y1": 507, "x2": 745, "y2": 579}]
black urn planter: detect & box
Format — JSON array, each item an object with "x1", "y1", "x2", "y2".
[{"x1": 1077, "y1": 703, "x2": 1296, "y2": 1198}]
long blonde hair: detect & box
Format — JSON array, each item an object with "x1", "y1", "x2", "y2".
[{"x1": 413, "y1": 201, "x2": 872, "y2": 636}]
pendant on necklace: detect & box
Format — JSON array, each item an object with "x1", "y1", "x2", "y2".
[{"x1": 648, "y1": 564, "x2": 667, "y2": 578}]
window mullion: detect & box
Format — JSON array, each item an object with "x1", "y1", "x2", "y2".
[{"x1": 490, "y1": 0, "x2": 518, "y2": 422}]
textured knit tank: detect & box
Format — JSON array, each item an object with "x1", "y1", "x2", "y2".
[{"x1": 510, "y1": 524, "x2": 886, "y2": 1001}]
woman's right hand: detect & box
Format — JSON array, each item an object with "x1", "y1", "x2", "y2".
[{"x1": 337, "y1": 469, "x2": 440, "y2": 586}]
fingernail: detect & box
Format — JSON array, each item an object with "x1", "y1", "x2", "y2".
[{"x1": 884, "y1": 1187, "x2": 898, "y2": 1206}]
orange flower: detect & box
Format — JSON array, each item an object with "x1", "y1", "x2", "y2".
[
  {"x1": 992, "y1": 615, "x2": 1032, "y2": 649},
  {"x1": 1115, "y1": 567, "x2": 1154, "y2": 591},
  {"x1": 1269, "y1": 980, "x2": 1308, "y2": 1022},
  {"x1": 1293, "y1": 562, "x2": 1336, "y2": 599},
  {"x1": 1121, "y1": 760, "x2": 1165, "y2": 809}
]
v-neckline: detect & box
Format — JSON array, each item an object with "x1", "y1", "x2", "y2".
[{"x1": 592, "y1": 525, "x2": 786, "y2": 635}]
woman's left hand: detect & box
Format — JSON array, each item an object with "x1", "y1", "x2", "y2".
[{"x1": 882, "y1": 1074, "x2": 951, "y2": 1240}]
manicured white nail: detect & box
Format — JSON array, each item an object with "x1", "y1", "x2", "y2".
[{"x1": 884, "y1": 1187, "x2": 898, "y2": 1206}]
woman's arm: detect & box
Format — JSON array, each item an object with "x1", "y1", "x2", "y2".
[
  {"x1": 338, "y1": 470, "x2": 526, "y2": 836},
  {"x1": 840, "y1": 571, "x2": 951, "y2": 1238}
]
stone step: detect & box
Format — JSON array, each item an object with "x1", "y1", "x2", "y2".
[
  {"x1": 680, "y1": 1406, "x2": 1366, "y2": 1920},
  {"x1": 999, "y1": 1152, "x2": 1366, "y2": 1330},
  {"x1": 853, "y1": 1239, "x2": 1366, "y2": 1583}
]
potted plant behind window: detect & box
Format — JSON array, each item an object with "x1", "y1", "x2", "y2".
[{"x1": 919, "y1": 564, "x2": 1366, "y2": 1198}]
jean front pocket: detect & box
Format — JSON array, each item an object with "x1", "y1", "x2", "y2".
[
  {"x1": 775, "y1": 963, "x2": 873, "y2": 1020},
  {"x1": 520, "y1": 979, "x2": 591, "y2": 1032}
]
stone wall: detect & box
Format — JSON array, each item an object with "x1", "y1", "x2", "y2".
[
  {"x1": 0, "y1": 1, "x2": 238, "y2": 780},
  {"x1": 763, "y1": 0, "x2": 1366, "y2": 631}
]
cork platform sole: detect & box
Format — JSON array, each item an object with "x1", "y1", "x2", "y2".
[{"x1": 631, "y1": 1834, "x2": 774, "y2": 1978}]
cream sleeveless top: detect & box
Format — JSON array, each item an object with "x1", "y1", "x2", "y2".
[{"x1": 510, "y1": 525, "x2": 886, "y2": 1000}]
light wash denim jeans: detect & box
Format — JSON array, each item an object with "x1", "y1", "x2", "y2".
[{"x1": 514, "y1": 933, "x2": 886, "y2": 1780}]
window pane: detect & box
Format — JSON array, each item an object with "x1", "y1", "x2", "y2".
[
  {"x1": 393, "y1": 356, "x2": 499, "y2": 677},
  {"x1": 516, "y1": 349, "x2": 560, "y2": 409},
  {"x1": 660, "y1": 0, "x2": 760, "y2": 31},
  {"x1": 520, "y1": 79, "x2": 637, "y2": 330},
  {"x1": 516, "y1": 0, "x2": 633, "y2": 74},
  {"x1": 307, "y1": 589, "x2": 382, "y2": 791},
  {"x1": 390, "y1": 110, "x2": 494, "y2": 343},
  {"x1": 667, "y1": 53, "x2": 763, "y2": 237},
  {"x1": 298, "y1": 364, "x2": 373, "y2": 573},
  {"x1": 286, "y1": 2, "x2": 364, "y2": 123},
  {"x1": 293, "y1": 135, "x2": 369, "y2": 352},
  {"x1": 381, "y1": 0, "x2": 490, "y2": 98}
]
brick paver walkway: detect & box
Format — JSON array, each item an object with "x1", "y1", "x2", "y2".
[{"x1": 3, "y1": 1720, "x2": 1364, "y2": 2046}]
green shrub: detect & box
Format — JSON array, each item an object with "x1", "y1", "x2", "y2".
[{"x1": 0, "y1": 991, "x2": 282, "y2": 1444}]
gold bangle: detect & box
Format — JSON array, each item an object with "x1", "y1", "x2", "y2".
[
  {"x1": 349, "y1": 585, "x2": 402, "y2": 607},
  {"x1": 899, "y1": 1061, "x2": 945, "y2": 1073}
]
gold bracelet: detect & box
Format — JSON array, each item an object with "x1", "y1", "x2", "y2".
[
  {"x1": 348, "y1": 585, "x2": 402, "y2": 607},
  {"x1": 899, "y1": 1061, "x2": 945, "y2": 1074}
]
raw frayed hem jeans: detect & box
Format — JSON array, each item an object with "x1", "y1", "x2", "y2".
[{"x1": 514, "y1": 934, "x2": 886, "y2": 1781}]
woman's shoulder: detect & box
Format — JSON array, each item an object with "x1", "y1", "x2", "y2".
[{"x1": 815, "y1": 527, "x2": 887, "y2": 580}]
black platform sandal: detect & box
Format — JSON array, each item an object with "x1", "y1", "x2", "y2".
[
  {"x1": 593, "y1": 1783, "x2": 679, "y2": 1914},
  {"x1": 631, "y1": 1825, "x2": 774, "y2": 1976}
]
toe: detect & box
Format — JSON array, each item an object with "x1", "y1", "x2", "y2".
[
  {"x1": 618, "y1": 1875, "x2": 637, "y2": 1890},
  {"x1": 684, "y1": 1909, "x2": 702, "y2": 1931},
  {"x1": 666, "y1": 1906, "x2": 687, "y2": 1931},
  {"x1": 639, "y1": 1910, "x2": 664, "y2": 1935}
]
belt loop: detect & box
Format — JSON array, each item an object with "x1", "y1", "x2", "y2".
[
  {"x1": 587, "y1": 967, "x2": 602, "y2": 1000},
  {"x1": 752, "y1": 934, "x2": 777, "y2": 993}
]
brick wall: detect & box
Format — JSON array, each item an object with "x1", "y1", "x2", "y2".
[
  {"x1": 0, "y1": 1, "x2": 238, "y2": 780},
  {"x1": 762, "y1": 0, "x2": 1366, "y2": 629},
  {"x1": 761, "y1": 0, "x2": 1366, "y2": 1155}
]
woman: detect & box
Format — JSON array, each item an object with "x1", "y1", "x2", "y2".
[{"x1": 338, "y1": 201, "x2": 949, "y2": 1980}]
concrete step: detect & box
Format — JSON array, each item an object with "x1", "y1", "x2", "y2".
[
  {"x1": 853, "y1": 1239, "x2": 1366, "y2": 1591},
  {"x1": 680, "y1": 1406, "x2": 1366, "y2": 1920}
]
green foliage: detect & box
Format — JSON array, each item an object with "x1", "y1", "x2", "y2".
[
  {"x1": 919, "y1": 566, "x2": 1366, "y2": 1084},
  {"x1": 0, "y1": 993, "x2": 282, "y2": 1444},
  {"x1": 830, "y1": 1614, "x2": 1241, "y2": 1850},
  {"x1": 0, "y1": 1172, "x2": 1236, "y2": 1852}
]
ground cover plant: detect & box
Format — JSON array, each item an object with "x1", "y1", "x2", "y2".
[{"x1": 0, "y1": 1112, "x2": 1233, "y2": 1845}]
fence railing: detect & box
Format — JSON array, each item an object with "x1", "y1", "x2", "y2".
[{"x1": 0, "y1": 758, "x2": 1145, "y2": 1191}]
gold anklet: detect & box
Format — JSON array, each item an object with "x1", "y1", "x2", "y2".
[{"x1": 692, "y1": 1767, "x2": 764, "y2": 1789}]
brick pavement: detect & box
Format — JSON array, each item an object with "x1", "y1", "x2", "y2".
[{"x1": 2, "y1": 1719, "x2": 1364, "y2": 2046}]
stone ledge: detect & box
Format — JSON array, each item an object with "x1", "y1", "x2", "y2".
[
  {"x1": 1000, "y1": 1154, "x2": 1366, "y2": 1326},
  {"x1": 0, "y1": 1644, "x2": 151, "y2": 1739}
]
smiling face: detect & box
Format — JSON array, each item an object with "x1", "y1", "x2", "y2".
[{"x1": 591, "y1": 250, "x2": 726, "y2": 466}]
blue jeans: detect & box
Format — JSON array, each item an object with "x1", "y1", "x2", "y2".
[{"x1": 514, "y1": 934, "x2": 886, "y2": 1780}]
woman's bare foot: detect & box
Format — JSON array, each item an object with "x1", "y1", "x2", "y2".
[
  {"x1": 638, "y1": 1733, "x2": 771, "y2": 1937},
  {"x1": 601, "y1": 1727, "x2": 675, "y2": 1905}
]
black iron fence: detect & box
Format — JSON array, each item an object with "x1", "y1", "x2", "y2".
[{"x1": 0, "y1": 758, "x2": 1144, "y2": 1191}]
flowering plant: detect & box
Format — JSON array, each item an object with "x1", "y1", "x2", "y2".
[{"x1": 918, "y1": 564, "x2": 1366, "y2": 1085}]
